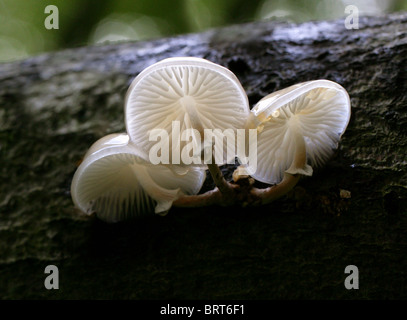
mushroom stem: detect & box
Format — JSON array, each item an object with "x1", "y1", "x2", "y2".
[
  {"x1": 173, "y1": 132, "x2": 310, "y2": 210},
  {"x1": 173, "y1": 154, "x2": 237, "y2": 208},
  {"x1": 252, "y1": 130, "x2": 308, "y2": 204},
  {"x1": 207, "y1": 154, "x2": 235, "y2": 196},
  {"x1": 173, "y1": 188, "x2": 222, "y2": 207},
  {"x1": 251, "y1": 173, "x2": 300, "y2": 205},
  {"x1": 287, "y1": 129, "x2": 307, "y2": 174}
]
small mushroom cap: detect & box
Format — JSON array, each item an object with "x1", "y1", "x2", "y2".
[
  {"x1": 245, "y1": 80, "x2": 351, "y2": 184},
  {"x1": 83, "y1": 133, "x2": 131, "y2": 159},
  {"x1": 125, "y1": 57, "x2": 250, "y2": 165},
  {"x1": 71, "y1": 133, "x2": 206, "y2": 222}
]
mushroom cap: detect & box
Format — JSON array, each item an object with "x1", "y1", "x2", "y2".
[
  {"x1": 71, "y1": 133, "x2": 206, "y2": 222},
  {"x1": 245, "y1": 80, "x2": 351, "y2": 184},
  {"x1": 83, "y1": 132, "x2": 132, "y2": 159},
  {"x1": 125, "y1": 57, "x2": 250, "y2": 166}
]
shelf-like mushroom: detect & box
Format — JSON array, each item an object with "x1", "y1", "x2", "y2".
[
  {"x1": 71, "y1": 133, "x2": 206, "y2": 222},
  {"x1": 125, "y1": 57, "x2": 250, "y2": 166},
  {"x1": 244, "y1": 80, "x2": 351, "y2": 184}
]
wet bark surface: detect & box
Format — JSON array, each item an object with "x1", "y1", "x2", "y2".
[{"x1": 1, "y1": 12, "x2": 407, "y2": 299}]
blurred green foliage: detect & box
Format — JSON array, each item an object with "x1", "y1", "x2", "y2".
[{"x1": 0, "y1": 0, "x2": 406, "y2": 62}]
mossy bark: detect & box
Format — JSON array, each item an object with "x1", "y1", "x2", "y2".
[{"x1": 1, "y1": 12, "x2": 407, "y2": 299}]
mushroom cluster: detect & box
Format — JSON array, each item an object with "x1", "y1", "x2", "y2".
[{"x1": 71, "y1": 57, "x2": 351, "y2": 222}]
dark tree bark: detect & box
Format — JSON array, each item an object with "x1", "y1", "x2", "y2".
[{"x1": 1, "y1": 12, "x2": 407, "y2": 299}]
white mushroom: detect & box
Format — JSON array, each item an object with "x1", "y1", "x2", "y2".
[
  {"x1": 82, "y1": 132, "x2": 131, "y2": 158},
  {"x1": 71, "y1": 133, "x2": 206, "y2": 222},
  {"x1": 244, "y1": 80, "x2": 351, "y2": 184},
  {"x1": 124, "y1": 57, "x2": 250, "y2": 166}
]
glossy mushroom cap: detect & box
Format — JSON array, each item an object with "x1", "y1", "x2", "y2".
[
  {"x1": 244, "y1": 80, "x2": 351, "y2": 184},
  {"x1": 125, "y1": 57, "x2": 250, "y2": 166},
  {"x1": 71, "y1": 133, "x2": 206, "y2": 222}
]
